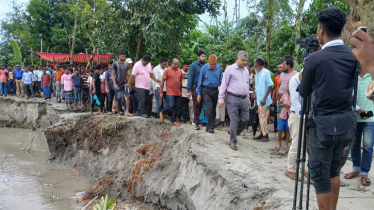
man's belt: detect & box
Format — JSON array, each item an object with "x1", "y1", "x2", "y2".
[
  {"x1": 16, "y1": 78, "x2": 22, "y2": 80},
  {"x1": 228, "y1": 92, "x2": 247, "y2": 99},
  {"x1": 202, "y1": 86, "x2": 218, "y2": 90}
]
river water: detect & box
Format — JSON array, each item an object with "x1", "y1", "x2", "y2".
[{"x1": 0, "y1": 128, "x2": 93, "y2": 210}]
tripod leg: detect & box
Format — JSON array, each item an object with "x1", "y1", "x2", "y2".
[
  {"x1": 292, "y1": 99, "x2": 307, "y2": 210},
  {"x1": 306, "y1": 167, "x2": 311, "y2": 210},
  {"x1": 298, "y1": 97, "x2": 309, "y2": 210}
]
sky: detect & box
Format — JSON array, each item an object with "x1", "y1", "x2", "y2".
[
  {"x1": 199, "y1": 0, "x2": 313, "y2": 27},
  {"x1": 0, "y1": 0, "x2": 28, "y2": 21},
  {"x1": 0, "y1": 0, "x2": 312, "y2": 27}
]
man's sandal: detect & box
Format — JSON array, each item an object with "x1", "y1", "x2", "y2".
[
  {"x1": 344, "y1": 172, "x2": 360, "y2": 179},
  {"x1": 260, "y1": 138, "x2": 269, "y2": 142},
  {"x1": 361, "y1": 176, "x2": 371, "y2": 186}
]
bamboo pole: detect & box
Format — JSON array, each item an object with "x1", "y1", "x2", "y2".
[
  {"x1": 40, "y1": 38, "x2": 43, "y2": 65},
  {"x1": 97, "y1": 49, "x2": 100, "y2": 65},
  {"x1": 31, "y1": 47, "x2": 33, "y2": 66}
]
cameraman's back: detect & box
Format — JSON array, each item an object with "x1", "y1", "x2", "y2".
[
  {"x1": 298, "y1": 7, "x2": 358, "y2": 210},
  {"x1": 300, "y1": 44, "x2": 356, "y2": 116}
]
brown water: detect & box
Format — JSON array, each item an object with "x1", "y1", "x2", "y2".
[{"x1": 0, "y1": 128, "x2": 93, "y2": 210}]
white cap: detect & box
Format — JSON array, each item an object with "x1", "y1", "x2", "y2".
[{"x1": 125, "y1": 58, "x2": 133, "y2": 64}]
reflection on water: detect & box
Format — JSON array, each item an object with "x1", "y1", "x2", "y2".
[{"x1": 0, "y1": 128, "x2": 92, "y2": 210}]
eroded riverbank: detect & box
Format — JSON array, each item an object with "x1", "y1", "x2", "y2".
[{"x1": 1, "y1": 96, "x2": 373, "y2": 210}]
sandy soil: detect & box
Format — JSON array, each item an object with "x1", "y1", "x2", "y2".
[{"x1": 210, "y1": 123, "x2": 374, "y2": 210}]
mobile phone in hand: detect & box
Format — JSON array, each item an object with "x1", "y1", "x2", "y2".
[
  {"x1": 360, "y1": 111, "x2": 373, "y2": 119},
  {"x1": 359, "y1": 26, "x2": 367, "y2": 33}
]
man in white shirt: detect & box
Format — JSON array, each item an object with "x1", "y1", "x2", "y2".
[
  {"x1": 285, "y1": 71, "x2": 306, "y2": 180},
  {"x1": 153, "y1": 58, "x2": 169, "y2": 117}
]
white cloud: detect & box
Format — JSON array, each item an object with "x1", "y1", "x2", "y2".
[{"x1": 0, "y1": 0, "x2": 29, "y2": 21}]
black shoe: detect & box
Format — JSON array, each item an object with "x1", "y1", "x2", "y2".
[
  {"x1": 208, "y1": 129, "x2": 214, "y2": 133},
  {"x1": 141, "y1": 114, "x2": 148, "y2": 118},
  {"x1": 195, "y1": 124, "x2": 200, "y2": 130}
]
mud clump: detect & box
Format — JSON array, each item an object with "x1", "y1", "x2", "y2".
[
  {"x1": 46, "y1": 114, "x2": 284, "y2": 210},
  {"x1": 0, "y1": 97, "x2": 60, "y2": 129}
]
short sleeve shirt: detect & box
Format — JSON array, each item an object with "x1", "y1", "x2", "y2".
[
  {"x1": 87, "y1": 76, "x2": 93, "y2": 90},
  {"x1": 274, "y1": 75, "x2": 280, "y2": 99},
  {"x1": 254, "y1": 68, "x2": 274, "y2": 107},
  {"x1": 163, "y1": 67, "x2": 183, "y2": 96},
  {"x1": 112, "y1": 61, "x2": 128, "y2": 87},
  {"x1": 279, "y1": 71, "x2": 298, "y2": 98},
  {"x1": 100, "y1": 74, "x2": 106, "y2": 93},
  {"x1": 8, "y1": 71, "x2": 14, "y2": 80},
  {"x1": 61, "y1": 74, "x2": 73, "y2": 91},
  {"x1": 42, "y1": 74, "x2": 51, "y2": 87},
  {"x1": 93, "y1": 72, "x2": 101, "y2": 93},
  {"x1": 132, "y1": 61, "x2": 153, "y2": 90},
  {"x1": 55, "y1": 70, "x2": 64, "y2": 82},
  {"x1": 105, "y1": 70, "x2": 114, "y2": 90},
  {"x1": 0, "y1": 70, "x2": 7, "y2": 83}
]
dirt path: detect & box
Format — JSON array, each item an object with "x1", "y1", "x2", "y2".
[{"x1": 211, "y1": 124, "x2": 374, "y2": 210}]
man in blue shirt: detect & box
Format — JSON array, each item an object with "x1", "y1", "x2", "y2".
[
  {"x1": 22, "y1": 66, "x2": 35, "y2": 99},
  {"x1": 14, "y1": 64, "x2": 24, "y2": 97},
  {"x1": 254, "y1": 57, "x2": 274, "y2": 142},
  {"x1": 186, "y1": 50, "x2": 206, "y2": 130},
  {"x1": 196, "y1": 54, "x2": 223, "y2": 133}
]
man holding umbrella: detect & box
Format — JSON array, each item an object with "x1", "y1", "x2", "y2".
[{"x1": 219, "y1": 51, "x2": 251, "y2": 151}]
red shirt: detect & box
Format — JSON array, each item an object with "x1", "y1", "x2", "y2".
[
  {"x1": 41, "y1": 74, "x2": 52, "y2": 87},
  {"x1": 0, "y1": 69, "x2": 7, "y2": 83},
  {"x1": 162, "y1": 66, "x2": 183, "y2": 96}
]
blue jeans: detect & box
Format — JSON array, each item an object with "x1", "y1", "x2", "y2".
[
  {"x1": 162, "y1": 95, "x2": 180, "y2": 123},
  {"x1": 114, "y1": 85, "x2": 124, "y2": 102},
  {"x1": 0, "y1": 83, "x2": 7, "y2": 95},
  {"x1": 352, "y1": 122, "x2": 374, "y2": 176},
  {"x1": 154, "y1": 89, "x2": 169, "y2": 117}
]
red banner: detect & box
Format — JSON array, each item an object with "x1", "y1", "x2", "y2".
[{"x1": 37, "y1": 53, "x2": 113, "y2": 64}]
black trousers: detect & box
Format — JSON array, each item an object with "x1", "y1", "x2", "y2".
[
  {"x1": 107, "y1": 90, "x2": 115, "y2": 112},
  {"x1": 91, "y1": 92, "x2": 103, "y2": 110},
  {"x1": 135, "y1": 88, "x2": 149, "y2": 116},
  {"x1": 24, "y1": 84, "x2": 35, "y2": 98},
  {"x1": 130, "y1": 90, "x2": 137, "y2": 114},
  {"x1": 178, "y1": 97, "x2": 190, "y2": 123},
  {"x1": 99, "y1": 93, "x2": 107, "y2": 110},
  {"x1": 147, "y1": 94, "x2": 154, "y2": 117},
  {"x1": 202, "y1": 87, "x2": 218, "y2": 131}
]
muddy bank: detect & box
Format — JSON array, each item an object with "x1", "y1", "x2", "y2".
[
  {"x1": 46, "y1": 114, "x2": 287, "y2": 210},
  {"x1": 0, "y1": 97, "x2": 60, "y2": 129}
]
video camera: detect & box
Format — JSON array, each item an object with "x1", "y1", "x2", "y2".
[{"x1": 296, "y1": 34, "x2": 319, "y2": 58}]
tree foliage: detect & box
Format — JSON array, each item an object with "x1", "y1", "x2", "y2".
[{"x1": 0, "y1": 0, "x2": 355, "y2": 72}]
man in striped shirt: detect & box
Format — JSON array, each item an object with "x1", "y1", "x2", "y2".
[
  {"x1": 344, "y1": 71, "x2": 374, "y2": 186},
  {"x1": 80, "y1": 67, "x2": 89, "y2": 108}
]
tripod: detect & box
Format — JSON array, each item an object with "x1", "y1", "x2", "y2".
[{"x1": 292, "y1": 96, "x2": 312, "y2": 210}]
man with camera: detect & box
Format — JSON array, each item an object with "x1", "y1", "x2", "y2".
[{"x1": 299, "y1": 7, "x2": 357, "y2": 210}]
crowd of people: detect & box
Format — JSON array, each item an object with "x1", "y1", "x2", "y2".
[{"x1": 2, "y1": 6, "x2": 374, "y2": 210}]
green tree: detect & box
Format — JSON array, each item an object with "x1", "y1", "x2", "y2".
[
  {"x1": 293, "y1": 0, "x2": 306, "y2": 64},
  {"x1": 247, "y1": 0, "x2": 292, "y2": 68}
]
